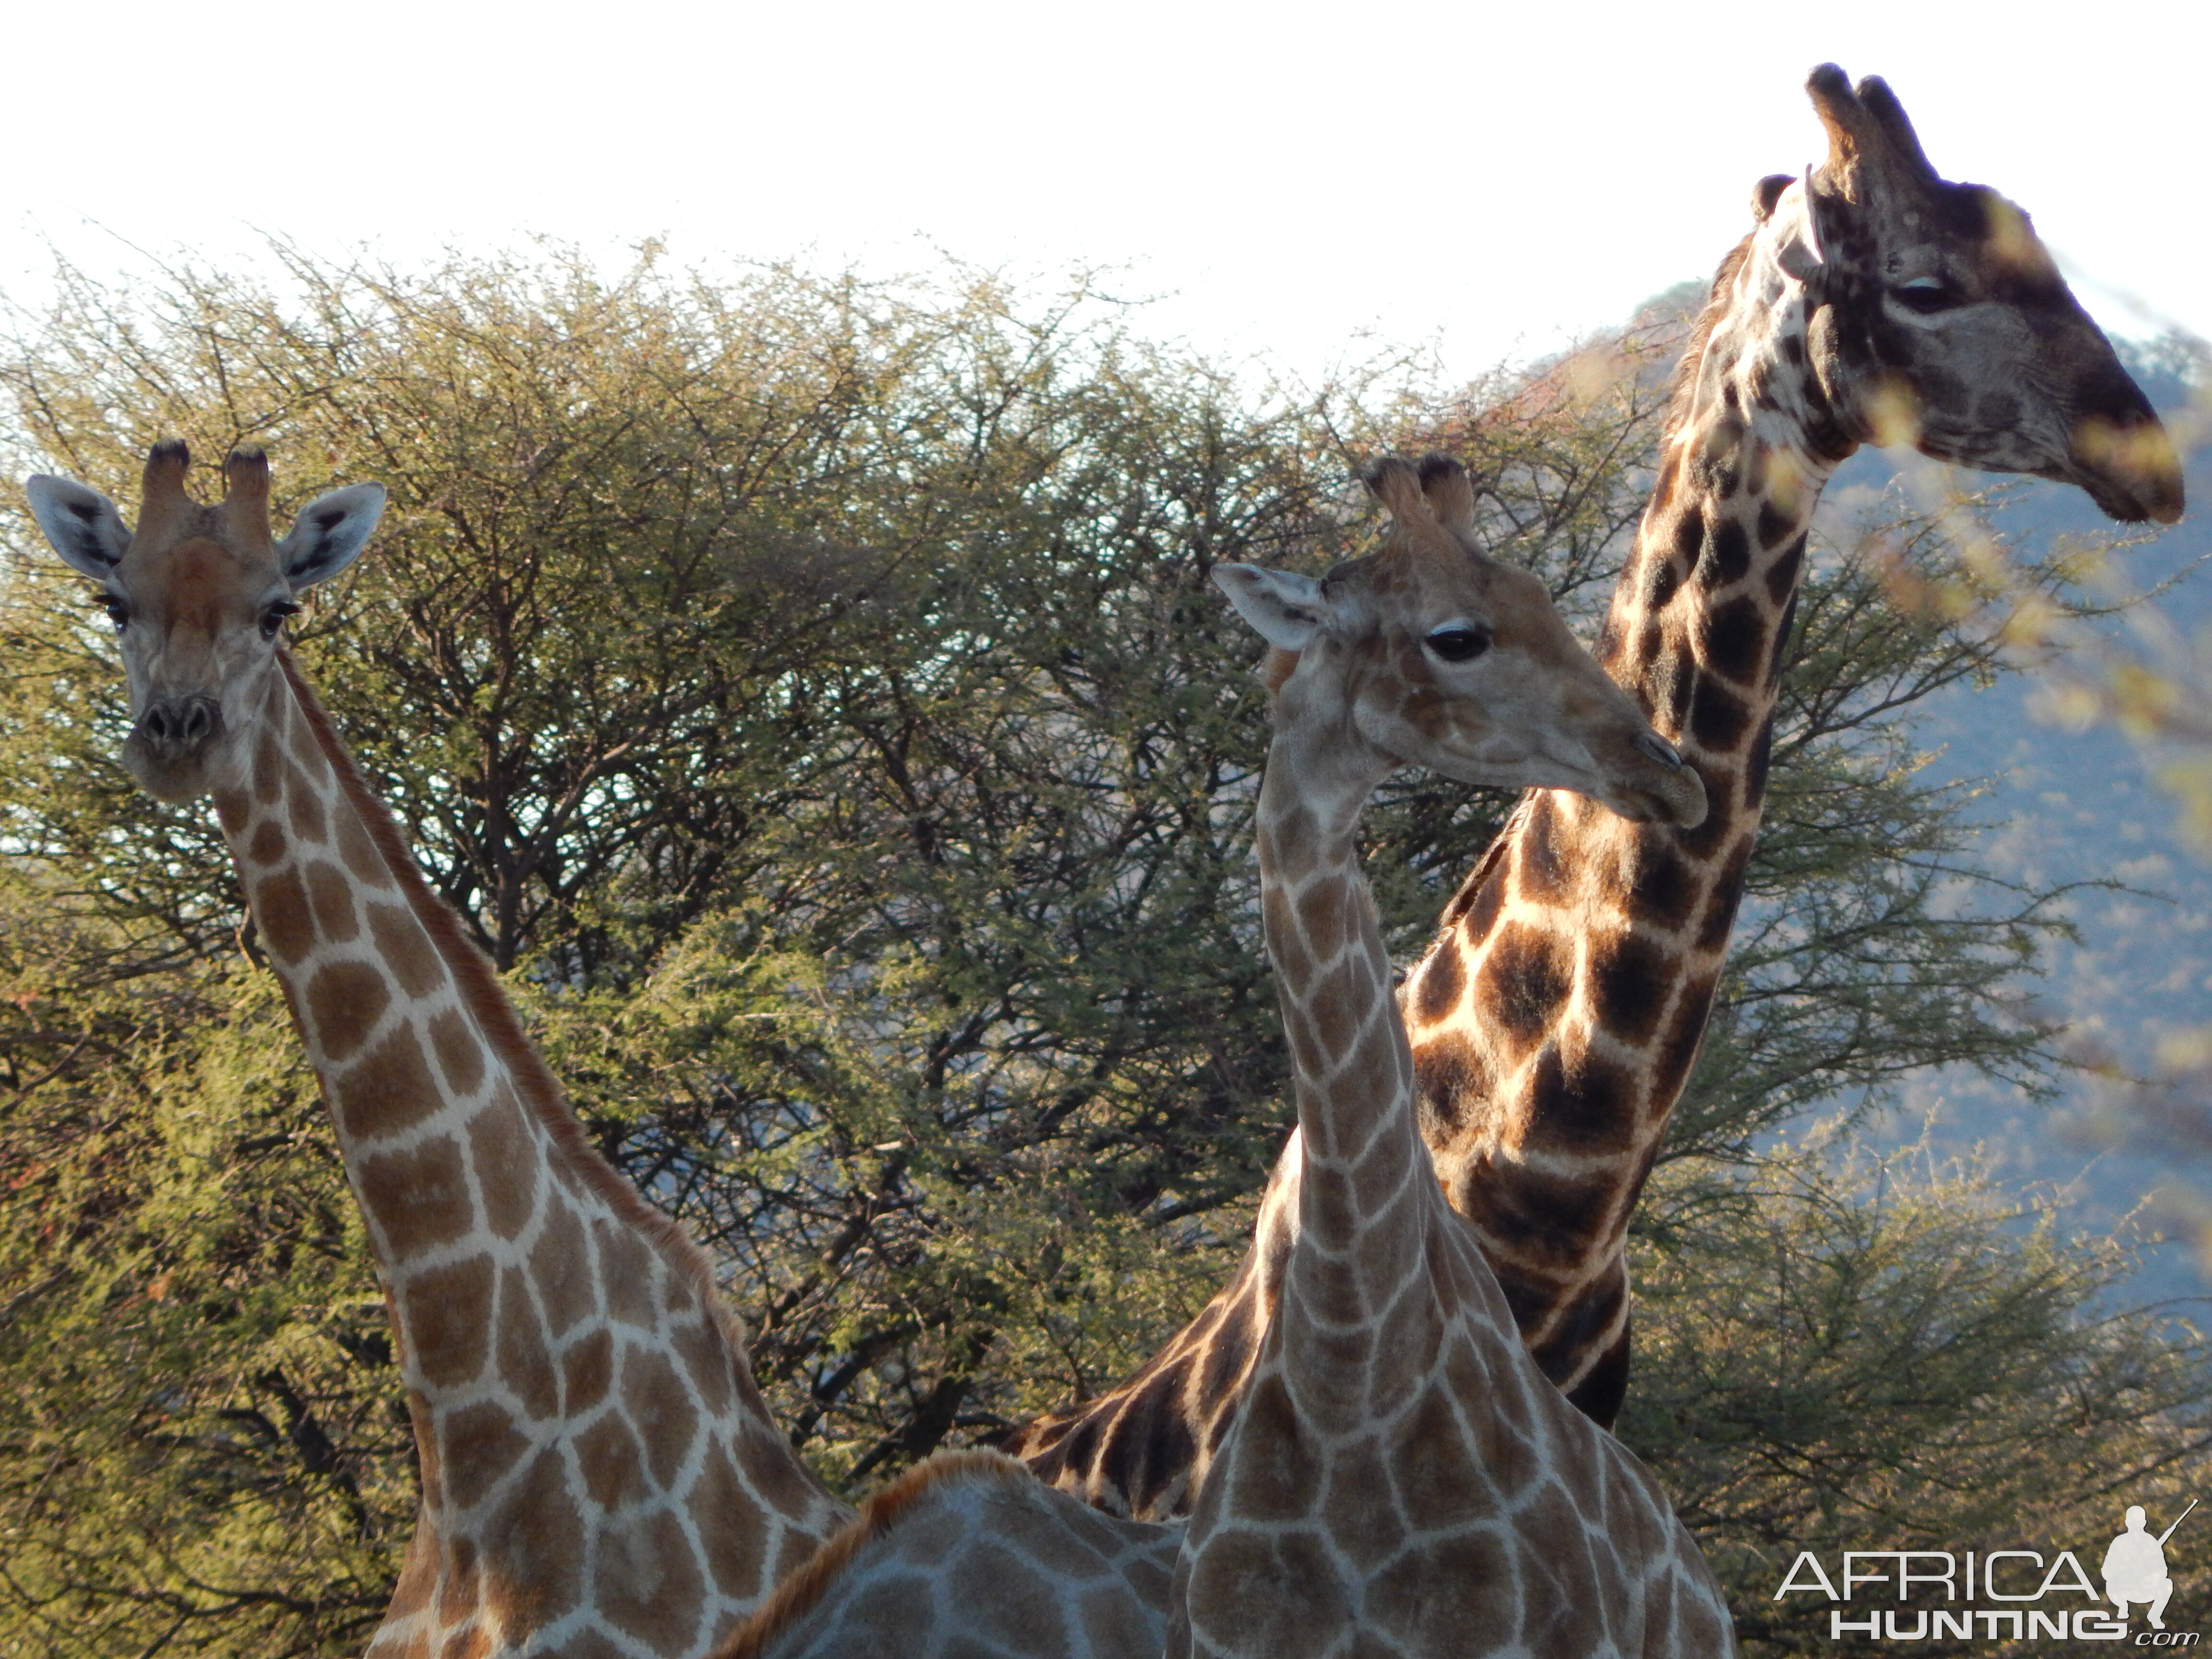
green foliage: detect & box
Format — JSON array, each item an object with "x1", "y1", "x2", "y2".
[{"x1": 0, "y1": 247, "x2": 2203, "y2": 1654}]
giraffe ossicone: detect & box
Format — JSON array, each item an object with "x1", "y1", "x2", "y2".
[
  {"x1": 1168, "y1": 455, "x2": 1732, "y2": 1657},
  {"x1": 1004, "y1": 60, "x2": 2184, "y2": 1521}
]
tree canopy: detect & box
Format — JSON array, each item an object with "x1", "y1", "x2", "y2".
[{"x1": 0, "y1": 247, "x2": 2203, "y2": 1656}]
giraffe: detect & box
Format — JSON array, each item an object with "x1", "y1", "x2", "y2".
[
  {"x1": 1169, "y1": 456, "x2": 1731, "y2": 1658},
  {"x1": 1004, "y1": 62, "x2": 2185, "y2": 1518},
  {"x1": 703, "y1": 452, "x2": 1715, "y2": 1658},
  {"x1": 23, "y1": 442, "x2": 859, "y2": 1656}
]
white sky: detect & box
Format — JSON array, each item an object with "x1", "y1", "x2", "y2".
[{"x1": 2, "y1": 0, "x2": 2203, "y2": 387}]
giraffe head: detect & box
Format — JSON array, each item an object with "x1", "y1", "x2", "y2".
[
  {"x1": 1214, "y1": 455, "x2": 1707, "y2": 827},
  {"x1": 1752, "y1": 64, "x2": 2181, "y2": 523},
  {"x1": 24, "y1": 443, "x2": 386, "y2": 803}
]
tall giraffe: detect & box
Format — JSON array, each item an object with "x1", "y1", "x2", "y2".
[
  {"x1": 1170, "y1": 457, "x2": 1731, "y2": 1658},
  {"x1": 1005, "y1": 63, "x2": 2185, "y2": 1518},
  {"x1": 24, "y1": 443, "x2": 859, "y2": 1656},
  {"x1": 705, "y1": 454, "x2": 1709, "y2": 1658}
]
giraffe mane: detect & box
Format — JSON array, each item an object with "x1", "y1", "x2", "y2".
[
  {"x1": 1662, "y1": 229, "x2": 1757, "y2": 444},
  {"x1": 275, "y1": 651, "x2": 761, "y2": 1366},
  {"x1": 709, "y1": 1449, "x2": 1036, "y2": 1659}
]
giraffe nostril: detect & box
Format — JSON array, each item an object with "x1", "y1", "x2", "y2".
[
  {"x1": 138, "y1": 697, "x2": 222, "y2": 757},
  {"x1": 1636, "y1": 733, "x2": 1683, "y2": 770}
]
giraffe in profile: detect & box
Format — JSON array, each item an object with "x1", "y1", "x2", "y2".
[
  {"x1": 1004, "y1": 62, "x2": 2185, "y2": 1520},
  {"x1": 707, "y1": 454, "x2": 1721, "y2": 1657},
  {"x1": 1169, "y1": 456, "x2": 1731, "y2": 1657}
]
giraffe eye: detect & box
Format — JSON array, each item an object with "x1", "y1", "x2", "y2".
[
  {"x1": 260, "y1": 600, "x2": 302, "y2": 640},
  {"x1": 1425, "y1": 625, "x2": 1491, "y2": 663},
  {"x1": 1891, "y1": 276, "x2": 1960, "y2": 314},
  {"x1": 93, "y1": 595, "x2": 129, "y2": 634}
]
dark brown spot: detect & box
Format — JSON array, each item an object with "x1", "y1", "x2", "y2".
[
  {"x1": 1698, "y1": 517, "x2": 1751, "y2": 587},
  {"x1": 1474, "y1": 922, "x2": 1572, "y2": 1052},
  {"x1": 1697, "y1": 595, "x2": 1767, "y2": 686},
  {"x1": 1696, "y1": 838, "x2": 1755, "y2": 951},
  {"x1": 356, "y1": 1134, "x2": 475, "y2": 1258},
  {"x1": 1588, "y1": 930, "x2": 1673, "y2": 1046},
  {"x1": 252, "y1": 868, "x2": 314, "y2": 965},
  {"x1": 248, "y1": 820, "x2": 286, "y2": 866},
  {"x1": 1515, "y1": 795, "x2": 1569, "y2": 904},
  {"x1": 1767, "y1": 534, "x2": 1806, "y2": 606},
  {"x1": 333, "y1": 1023, "x2": 441, "y2": 1142},
  {"x1": 1756, "y1": 500, "x2": 1795, "y2": 552},
  {"x1": 1625, "y1": 836, "x2": 1699, "y2": 932},
  {"x1": 1413, "y1": 1030, "x2": 1487, "y2": 1139},
  {"x1": 1687, "y1": 673, "x2": 1752, "y2": 752},
  {"x1": 253, "y1": 729, "x2": 284, "y2": 805},
  {"x1": 1652, "y1": 974, "x2": 1720, "y2": 1100},
  {"x1": 668, "y1": 1316, "x2": 738, "y2": 1418},
  {"x1": 1524, "y1": 1039, "x2": 1637, "y2": 1155},
  {"x1": 1408, "y1": 940, "x2": 1464, "y2": 1027},
  {"x1": 1460, "y1": 1161, "x2": 1612, "y2": 1269},
  {"x1": 1745, "y1": 714, "x2": 1776, "y2": 804},
  {"x1": 306, "y1": 961, "x2": 389, "y2": 1062},
  {"x1": 696, "y1": 1441, "x2": 771, "y2": 1600}
]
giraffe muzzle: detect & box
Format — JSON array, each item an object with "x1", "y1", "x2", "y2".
[{"x1": 135, "y1": 695, "x2": 224, "y2": 763}]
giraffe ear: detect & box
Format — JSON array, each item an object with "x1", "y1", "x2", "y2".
[
  {"x1": 1777, "y1": 168, "x2": 1829, "y2": 284},
  {"x1": 1212, "y1": 564, "x2": 1325, "y2": 651},
  {"x1": 278, "y1": 483, "x2": 386, "y2": 589},
  {"x1": 24, "y1": 475, "x2": 132, "y2": 578}
]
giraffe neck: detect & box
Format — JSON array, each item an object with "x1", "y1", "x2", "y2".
[
  {"x1": 1168, "y1": 715, "x2": 1740, "y2": 1658},
  {"x1": 1251, "y1": 727, "x2": 1479, "y2": 1398},
  {"x1": 1399, "y1": 217, "x2": 1846, "y2": 1401},
  {"x1": 211, "y1": 655, "x2": 844, "y2": 1657}
]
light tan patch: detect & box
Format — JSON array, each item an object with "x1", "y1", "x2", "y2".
[
  {"x1": 303, "y1": 858, "x2": 359, "y2": 943},
  {"x1": 561, "y1": 1327, "x2": 614, "y2": 1414},
  {"x1": 252, "y1": 868, "x2": 315, "y2": 965},
  {"x1": 428, "y1": 1006, "x2": 486, "y2": 1099},
  {"x1": 367, "y1": 902, "x2": 446, "y2": 1002},
  {"x1": 575, "y1": 1411, "x2": 649, "y2": 1509},
  {"x1": 357, "y1": 1135, "x2": 476, "y2": 1257},
  {"x1": 695, "y1": 1439, "x2": 771, "y2": 1600},
  {"x1": 306, "y1": 961, "x2": 389, "y2": 1061},
  {"x1": 476, "y1": 1448, "x2": 585, "y2": 1630},
  {"x1": 440, "y1": 1399, "x2": 528, "y2": 1512},
  {"x1": 402, "y1": 1254, "x2": 495, "y2": 1390},
  {"x1": 494, "y1": 1265, "x2": 556, "y2": 1421},
  {"x1": 531, "y1": 1199, "x2": 596, "y2": 1337},
  {"x1": 333, "y1": 1023, "x2": 443, "y2": 1143},
  {"x1": 466, "y1": 1084, "x2": 538, "y2": 1239},
  {"x1": 621, "y1": 1346, "x2": 700, "y2": 1490},
  {"x1": 595, "y1": 1507, "x2": 707, "y2": 1651},
  {"x1": 286, "y1": 765, "x2": 327, "y2": 842}
]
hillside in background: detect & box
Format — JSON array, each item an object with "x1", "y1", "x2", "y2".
[{"x1": 1815, "y1": 338, "x2": 2212, "y2": 1310}]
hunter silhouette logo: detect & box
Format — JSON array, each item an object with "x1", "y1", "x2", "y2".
[
  {"x1": 2106, "y1": 1501, "x2": 2195, "y2": 1632},
  {"x1": 1772, "y1": 1496, "x2": 2200, "y2": 1643}
]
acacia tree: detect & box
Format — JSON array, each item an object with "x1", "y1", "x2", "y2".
[{"x1": 0, "y1": 249, "x2": 2202, "y2": 1656}]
